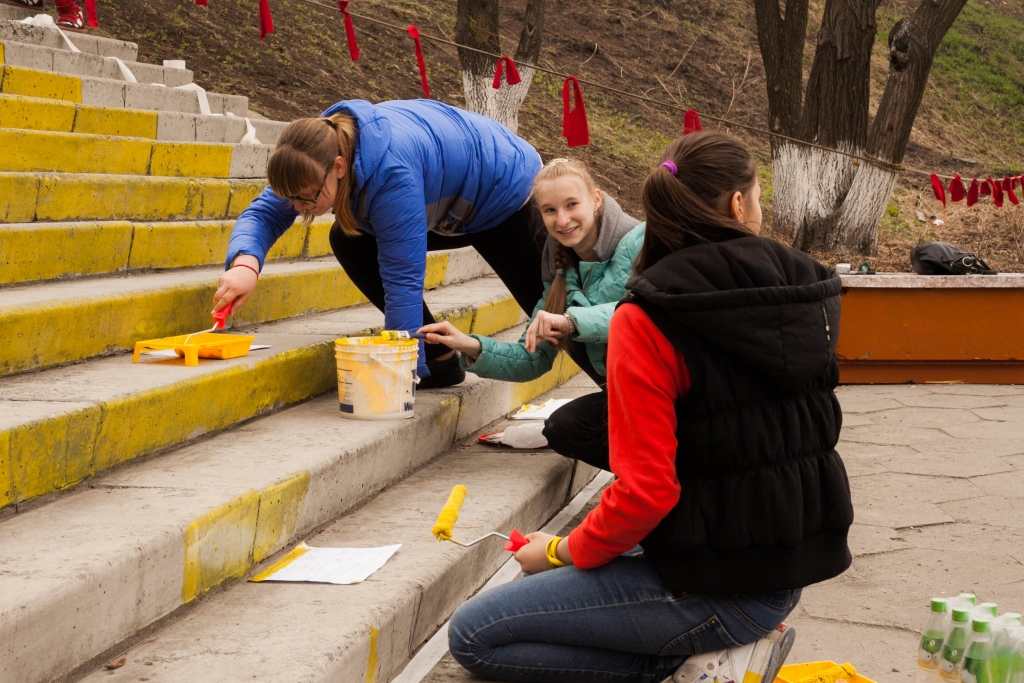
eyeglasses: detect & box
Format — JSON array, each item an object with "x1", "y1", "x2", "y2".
[{"x1": 285, "y1": 166, "x2": 331, "y2": 207}]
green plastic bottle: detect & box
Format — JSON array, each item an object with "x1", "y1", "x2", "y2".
[
  {"x1": 960, "y1": 594, "x2": 979, "y2": 607},
  {"x1": 963, "y1": 618, "x2": 996, "y2": 683},
  {"x1": 921, "y1": 599, "x2": 952, "y2": 683},
  {"x1": 976, "y1": 604, "x2": 1000, "y2": 619},
  {"x1": 992, "y1": 617, "x2": 1023, "y2": 683},
  {"x1": 942, "y1": 608, "x2": 974, "y2": 683}
]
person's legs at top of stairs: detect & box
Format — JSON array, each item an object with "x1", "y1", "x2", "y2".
[{"x1": 328, "y1": 221, "x2": 466, "y2": 387}]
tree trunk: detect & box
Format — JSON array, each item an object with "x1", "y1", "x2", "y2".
[
  {"x1": 455, "y1": 0, "x2": 545, "y2": 133},
  {"x1": 752, "y1": 0, "x2": 808, "y2": 143}
]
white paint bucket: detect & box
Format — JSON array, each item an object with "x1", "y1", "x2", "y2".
[{"x1": 335, "y1": 337, "x2": 419, "y2": 420}]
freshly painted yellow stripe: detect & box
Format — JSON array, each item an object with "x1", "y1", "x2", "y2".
[
  {"x1": 128, "y1": 220, "x2": 234, "y2": 271},
  {"x1": 249, "y1": 543, "x2": 310, "y2": 582},
  {"x1": 472, "y1": 297, "x2": 524, "y2": 336},
  {"x1": 74, "y1": 103, "x2": 157, "y2": 139},
  {"x1": 1, "y1": 65, "x2": 81, "y2": 103},
  {"x1": 0, "y1": 431, "x2": 10, "y2": 508},
  {"x1": 253, "y1": 471, "x2": 311, "y2": 563},
  {"x1": 227, "y1": 180, "x2": 266, "y2": 216},
  {"x1": 508, "y1": 352, "x2": 582, "y2": 411},
  {"x1": 181, "y1": 490, "x2": 260, "y2": 602},
  {"x1": 306, "y1": 217, "x2": 335, "y2": 257},
  {"x1": 0, "y1": 173, "x2": 38, "y2": 222},
  {"x1": 0, "y1": 42, "x2": 5, "y2": 65},
  {"x1": 0, "y1": 221, "x2": 133, "y2": 285},
  {"x1": 150, "y1": 141, "x2": 233, "y2": 178},
  {"x1": 0, "y1": 265, "x2": 366, "y2": 376},
  {"x1": 366, "y1": 626, "x2": 380, "y2": 683},
  {"x1": 0, "y1": 129, "x2": 151, "y2": 174},
  {"x1": 0, "y1": 94, "x2": 76, "y2": 132},
  {"x1": 423, "y1": 252, "x2": 449, "y2": 290}
]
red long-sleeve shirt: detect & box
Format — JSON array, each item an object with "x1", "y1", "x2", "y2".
[{"x1": 567, "y1": 303, "x2": 691, "y2": 569}]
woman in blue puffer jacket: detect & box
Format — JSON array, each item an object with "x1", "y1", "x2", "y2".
[
  {"x1": 213, "y1": 99, "x2": 543, "y2": 388},
  {"x1": 420, "y1": 159, "x2": 643, "y2": 470}
]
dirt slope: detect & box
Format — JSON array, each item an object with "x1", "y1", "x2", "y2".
[{"x1": 94, "y1": 0, "x2": 1024, "y2": 271}]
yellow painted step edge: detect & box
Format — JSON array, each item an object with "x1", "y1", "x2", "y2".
[
  {"x1": 1, "y1": 65, "x2": 82, "y2": 103},
  {"x1": 0, "y1": 92, "x2": 158, "y2": 137},
  {"x1": 0, "y1": 294, "x2": 543, "y2": 510}
]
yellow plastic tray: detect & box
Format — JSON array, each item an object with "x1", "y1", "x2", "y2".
[
  {"x1": 777, "y1": 662, "x2": 876, "y2": 683},
  {"x1": 132, "y1": 332, "x2": 256, "y2": 367}
]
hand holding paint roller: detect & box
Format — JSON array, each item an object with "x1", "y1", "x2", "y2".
[{"x1": 431, "y1": 485, "x2": 529, "y2": 551}]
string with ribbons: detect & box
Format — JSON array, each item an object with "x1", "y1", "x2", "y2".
[{"x1": 190, "y1": 0, "x2": 1022, "y2": 201}]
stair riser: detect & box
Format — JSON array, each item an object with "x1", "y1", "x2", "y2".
[
  {"x1": 0, "y1": 17, "x2": 138, "y2": 61},
  {"x1": 0, "y1": 173, "x2": 265, "y2": 222},
  {"x1": 0, "y1": 39, "x2": 191, "y2": 86}
]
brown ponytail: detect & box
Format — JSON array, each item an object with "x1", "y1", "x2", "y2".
[
  {"x1": 266, "y1": 113, "x2": 360, "y2": 236},
  {"x1": 637, "y1": 132, "x2": 757, "y2": 275}
]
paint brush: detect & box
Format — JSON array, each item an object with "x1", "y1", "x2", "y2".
[{"x1": 431, "y1": 485, "x2": 529, "y2": 551}]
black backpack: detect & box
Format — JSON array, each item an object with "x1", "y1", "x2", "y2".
[{"x1": 910, "y1": 242, "x2": 997, "y2": 275}]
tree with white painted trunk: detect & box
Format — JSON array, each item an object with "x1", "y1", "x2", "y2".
[
  {"x1": 455, "y1": 0, "x2": 545, "y2": 134},
  {"x1": 753, "y1": 0, "x2": 968, "y2": 255}
]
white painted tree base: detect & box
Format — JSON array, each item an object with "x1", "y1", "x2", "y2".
[{"x1": 461, "y1": 67, "x2": 536, "y2": 134}]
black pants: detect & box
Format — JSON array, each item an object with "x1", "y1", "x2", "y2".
[
  {"x1": 329, "y1": 206, "x2": 544, "y2": 361},
  {"x1": 543, "y1": 389, "x2": 610, "y2": 472}
]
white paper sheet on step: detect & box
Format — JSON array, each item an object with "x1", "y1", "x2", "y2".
[
  {"x1": 251, "y1": 542, "x2": 401, "y2": 585},
  {"x1": 510, "y1": 398, "x2": 574, "y2": 420}
]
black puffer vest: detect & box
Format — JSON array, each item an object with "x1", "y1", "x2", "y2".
[{"x1": 624, "y1": 236, "x2": 854, "y2": 594}]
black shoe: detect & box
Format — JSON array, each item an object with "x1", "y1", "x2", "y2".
[{"x1": 419, "y1": 352, "x2": 465, "y2": 389}]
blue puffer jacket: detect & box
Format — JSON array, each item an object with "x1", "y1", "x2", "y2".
[{"x1": 226, "y1": 99, "x2": 542, "y2": 377}]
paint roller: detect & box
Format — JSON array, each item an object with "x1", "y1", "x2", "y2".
[{"x1": 431, "y1": 485, "x2": 529, "y2": 551}]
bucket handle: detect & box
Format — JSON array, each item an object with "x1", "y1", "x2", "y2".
[{"x1": 370, "y1": 353, "x2": 421, "y2": 385}]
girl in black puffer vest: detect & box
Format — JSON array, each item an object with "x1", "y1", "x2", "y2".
[{"x1": 447, "y1": 132, "x2": 854, "y2": 683}]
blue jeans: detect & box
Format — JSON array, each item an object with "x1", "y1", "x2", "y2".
[{"x1": 448, "y1": 554, "x2": 801, "y2": 683}]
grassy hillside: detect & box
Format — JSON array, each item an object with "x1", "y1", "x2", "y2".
[{"x1": 94, "y1": 0, "x2": 1024, "y2": 271}]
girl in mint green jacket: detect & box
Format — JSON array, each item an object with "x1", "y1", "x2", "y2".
[{"x1": 419, "y1": 159, "x2": 642, "y2": 470}]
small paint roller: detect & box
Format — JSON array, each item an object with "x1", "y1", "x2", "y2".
[
  {"x1": 431, "y1": 485, "x2": 529, "y2": 551},
  {"x1": 183, "y1": 301, "x2": 233, "y2": 344},
  {"x1": 795, "y1": 663, "x2": 857, "y2": 683}
]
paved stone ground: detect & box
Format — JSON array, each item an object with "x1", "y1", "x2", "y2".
[{"x1": 419, "y1": 384, "x2": 1024, "y2": 683}]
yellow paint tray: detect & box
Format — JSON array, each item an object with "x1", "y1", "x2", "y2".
[
  {"x1": 132, "y1": 332, "x2": 256, "y2": 367},
  {"x1": 777, "y1": 662, "x2": 876, "y2": 683}
]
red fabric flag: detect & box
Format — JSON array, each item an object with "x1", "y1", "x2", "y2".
[
  {"x1": 991, "y1": 178, "x2": 1004, "y2": 207},
  {"x1": 561, "y1": 76, "x2": 590, "y2": 147},
  {"x1": 1014, "y1": 176, "x2": 1021, "y2": 190},
  {"x1": 683, "y1": 109, "x2": 702, "y2": 135},
  {"x1": 259, "y1": 0, "x2": 274, "y2": 40},
  {"x1": 948, "y1": 174, "x2": 965, "y2": 203},
  {"x1": 1004, "y1": 176, "x2": 1019, "y2": 206},
  {"x1": 930, "y1": 174, "x2": 946, "y2": 208},
  {"x1": 967, "y1": 179, "x2": 979, "y2": 206},
  {"x1": 195, "y1": 0, "x2": 208, "y2": 6},
  {"x1": 980, "y1": 179, "x2": 992, "y2": 196},
  {"x1": 83, "y1": 0, "x2": 97, "y2": 26},
  {"x1": 338, "y1": 1, "x2": 359, "y2": 61},
  {"x1": 406, "y1": 25, "x2": 431, "y2": 98},
  {"x1": 492, "y1": 56, "x2": 522, "y2": 89}
]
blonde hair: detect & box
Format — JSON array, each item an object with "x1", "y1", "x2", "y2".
[
  {"x1": 533, "y1": 158, "x2": 601, "y2": 350},
  {"x1": 266, "y1": 113, "x2": 360, "y2": 236}
]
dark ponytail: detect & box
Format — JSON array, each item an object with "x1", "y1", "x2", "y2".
[{"x1": 637, "y1": 132, "x2": 758, "y2": 274}]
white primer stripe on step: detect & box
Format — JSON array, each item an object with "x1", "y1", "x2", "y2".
[{"x1": 390, "y1": 469, "x2": 616, "y2": 683}]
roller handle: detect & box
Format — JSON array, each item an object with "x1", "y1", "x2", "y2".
[
  {"x1": 503, "y1": 529, "x2": 529, "y2": 552},
  {"x1": 213, "y1": 301, "x2": 234, "y2": 330}
]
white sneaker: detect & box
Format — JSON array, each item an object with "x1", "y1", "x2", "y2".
[{"x1": 669, "y1": 623, "x2": 796, "y2": 683}]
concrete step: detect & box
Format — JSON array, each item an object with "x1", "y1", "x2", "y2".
[
  {"x1": 0, "y1": 15, "x2": 139, "y2": 61},
  {"x1": 0, "y1": 341, "x2": 587, "y2": 683},
  {"x1": 0, "y1": 171, "x2": 265, "y2": 222},
  {"x1": 0, "y1": 216, "x2": 334, "y2": 285},
  {"x1": 0, "y1": 275, "x2": 550, "y2": 509},
  {"x1": 0, "y1": 127, "x2": 273, "y2": 177},
  {"x1": 0, "y1": 64, "x2": 248, "y2": 116},
  {"x1": 0, "y1": 92, "x2": 288, "y2": 143},
  {"x1": 1, "y1": 38, "x2": 192, "y2": 86},
  {"x1": 0, "y1": 247, "x2": 492, "y2": 374}
]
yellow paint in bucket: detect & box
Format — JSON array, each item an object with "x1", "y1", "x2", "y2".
[{"x1": 335, "y1": 337, "x2": 419, "y2": 420}]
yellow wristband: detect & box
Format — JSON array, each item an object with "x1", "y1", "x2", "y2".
[{"x1": 546, "y1": 536, "x2": 566, "y2": 568}]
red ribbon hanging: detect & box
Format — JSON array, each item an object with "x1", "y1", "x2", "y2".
[
  {"x1": 683, "y1": 109, "x2": 703, "y2": 135},
  {"x1": 948, "y1": 173, "x2": 965, "y2": 203},
  {"x1": 930, "y1": 173, "x2": 946, "y2": 208},
  {"x1": 980, "y1": 179, "x2": 992, "y2": 197},
  {"x1": 83, "y1": 0, "x2": 97, "y2": 26},
  {"x1": 338, "y1": 1, "x2": 360, "y2": 61},
  {"x1": 967, "y1": 179, "x2": 979, "y2": 206},
  {"x1": 259, "y1": 0, "x2": 274, "y2": 40},
  {"x1": 195, "y1": 0, "x2": 208, "y2": 6},
  {"x1": 406, "y1": 25, "x2": 431, "y2": 98},
  {"x1": 989, "y1": 178, "x2": 1004, "y2": 207},
  {"x1": 492, "y1": 56, "x2": 522, "y2": 89},
  {"x1": 1004, "y1": 177, "x2": 1019, "y2": 206},
  {"x1": 1014, "y1": 176, "x2": 1021, "y2": 190},
  {"x1": 561, "y1": 77, "x2": 590, "y2": 147}
]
